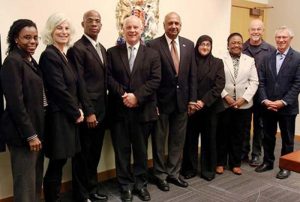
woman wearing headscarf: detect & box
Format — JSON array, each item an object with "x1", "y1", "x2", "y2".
[
  {"x1": 181, "y1": 35, "x2": 225, "y2": 181},
  {"x1": 39, "y1": 13, "x2": 84, "y2": 202},
  {"x1": 0, "y1": 19, "x2": 45, "y2": 202}
]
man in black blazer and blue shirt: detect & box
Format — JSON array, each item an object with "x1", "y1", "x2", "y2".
[
  {"x1": 255, "y1": 26, "x2": 300, "y2": 179},
  {"x1": 107, "y1": 15, "x2": 161, "y2": 202},
  {"x1": 67, "y1": 10, "x2": 108, "y2": 202},
  {"x1": 147, "y1": 12, "x2": 197, "y2": 191}
]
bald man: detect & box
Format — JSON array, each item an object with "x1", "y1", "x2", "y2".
[
  {"x1": 242, "y1": 19, "x2": 275, "y2": 167},
  {"x1": 67, "y1": 10, "x2": 108, "y2": 202}
]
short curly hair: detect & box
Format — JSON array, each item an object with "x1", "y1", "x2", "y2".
[
  {"x1": 42, "y1": 12, "x2": 75, "y2": 46},
  {"x1": 6, "y1": 19, "x2": 37, "y2": 53}
]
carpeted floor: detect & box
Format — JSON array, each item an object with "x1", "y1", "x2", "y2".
[{"x1": 60, "y1": 139, "x2": 300, "y2": 202}]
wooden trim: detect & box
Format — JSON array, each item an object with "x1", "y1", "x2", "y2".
[{"x1": 232, "y1": 0, "x2": 267, "y2": 8}]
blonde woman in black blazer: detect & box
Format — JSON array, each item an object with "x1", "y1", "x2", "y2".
[{"x1": 39, "y1": 13, "x2": 84, "y2": 202}]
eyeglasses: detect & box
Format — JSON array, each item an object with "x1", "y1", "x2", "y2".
[
  {"x1": 199, "y1": 42, "x2": 211, "y2": 47},
  {"x1": 19, "y1": 35, "x2": 41, "y2": 42}
]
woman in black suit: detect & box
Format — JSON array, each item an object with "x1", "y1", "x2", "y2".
[
  {"x1": 39, "y1": 13, "x2": 84, "y2": 202},
  {"x1": 1, "y1": 19, "x2": 45, "y2": 202},
  {"x1": 181, "y1": 35, "x2": 225, "y2": 181}
]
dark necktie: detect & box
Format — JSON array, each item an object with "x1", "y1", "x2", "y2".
[{"x1": 171, "y1": 40, "x2": 179, "y2": 75}]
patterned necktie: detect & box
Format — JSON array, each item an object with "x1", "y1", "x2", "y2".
[
  {"x1": 232, "y1": 57, "x2": 240, "y2": 79},
  {"x1": 171, "y1": 40, "x2": 179, "y2": 75},
  {"x1": 129, "y1": 46, "x2": 136, "y2": 72},
  {"x1": 96, "y1": 43, "x2": 104, "y2": 63}
]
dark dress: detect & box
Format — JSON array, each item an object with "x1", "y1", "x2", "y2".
[{"x1": 181, "y1": 37, "x2": 225, "y2": 180}]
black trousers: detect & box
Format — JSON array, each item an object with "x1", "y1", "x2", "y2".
[
  {"x1": 110, "y1": 110, "x2": 153, "y2": 191},
  {"x1": 43, "y1": 158, "x2": 68, "y2": 202},
  {"x1": 242, "y1": 103, "x2": 264, "y2": 158},
  {"x1": 217, "y1": 108, "x2": 252, "y2": 168},
  {"x1": 72, "y1": 122, "x2": 105, "y2": 201},
  {"x1": 262, "y1": 110, "x2": 296, "y2": 166},
  {"x1": 181, "y1": 109, "x2": 219, "y2": 179}
]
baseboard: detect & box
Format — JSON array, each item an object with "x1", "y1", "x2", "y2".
[
  {"x1": 0, "y1": 159, "x2": 154, "y2": 202},
  {"x1": 1, "y1": 135, "x2": 300, "y2": 202}
]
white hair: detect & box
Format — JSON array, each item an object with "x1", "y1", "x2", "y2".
[
  {"x1": 42, "y1": 12, "x2": 75, "y2": 46},
  {"x1": 122, "y1": 15, "x2": 143, "y2": 29},
  {"x1": 275, "y1": 26, "x2": 294, "y2": 37}
]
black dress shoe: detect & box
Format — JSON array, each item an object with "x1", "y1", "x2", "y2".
[
  {"x1": 255, "y1": 163, "x2": 273, "y2": 173},
  {"x1": 183, "y1": 171, "x2": 197, "y2": 179},
  {"x1": 134, "y1": 187, "x2": 151, "y2": 201},
  {"x1": 156, "y1": 179, "x2": 169, "y2": 191},
  {"x1": 276, "y1": 169, "x2": 291, "y2": 179},
  {"x1": 241, "y1": 154, "x2": 249, "y2": 162},
  {"x1": 249, "y1": 156, "x2": 260, "y2": 167},
  {"x1": 121, "y1": 190, "x2": 133, "y2": 202},
  {"x1": 167, "y1": 177, "x2": 188, "y2": 188},
  {"x1": 90, "y1": 193, "x2": 108, "y2": 201},
  {"x1": 201, "y1": 174, "x2": 214, "y2": 181}
]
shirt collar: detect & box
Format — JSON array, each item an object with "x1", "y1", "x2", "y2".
[
  {"x1": 165, "y1": 34, "x2": 179, "y2": 45},
  {"x1": 276, "y1": 47, "x2": 289, "y2": 56},
  {"x1": 84, "y1": 34, "x2": 98, "y2": 47},
  {"x1": 126, "y1": 41, "x2": 140, "y2": 50}
]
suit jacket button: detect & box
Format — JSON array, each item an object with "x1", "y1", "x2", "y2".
[{"x1": 177, "y1": 85, "x2": 179, "y2": 89}]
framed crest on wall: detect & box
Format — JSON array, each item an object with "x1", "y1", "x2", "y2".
[{"x1": 115, "y1": 0, "x2": 159, "y2": 44}]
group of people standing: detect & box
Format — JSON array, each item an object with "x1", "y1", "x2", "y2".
[{"x1": 0, "y1": 9, "x2": 300, "y2": 202}]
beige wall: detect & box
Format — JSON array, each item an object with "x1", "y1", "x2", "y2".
[
  {"x1": 265, "y1": 0, "x2": 300, "y2": 49},
  {"x1": 0, "y1": 0, "x2": 231, "y2": 199}
]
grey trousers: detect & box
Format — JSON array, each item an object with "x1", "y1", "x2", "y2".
[
  {"x1": 152, "y1": 112, "x2": 188, "y2": 180},
  {"x1": 9, "y1": 145, "x2": 44, "y2": 202}
]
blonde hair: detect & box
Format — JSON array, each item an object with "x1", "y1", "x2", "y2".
[{"x1": 42, "y1": 12, "x2": 75, "y2": 46}]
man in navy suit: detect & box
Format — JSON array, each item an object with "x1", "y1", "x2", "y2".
[
  {"x1": 147, "y1": 12, "x2": 197, "y2": 190},
  {"x1": 67, "y1": 10, "x2": 108, "y2": 202},
  {"x1": 255, "y1": 26, "x2": 300, "y2": 179}
]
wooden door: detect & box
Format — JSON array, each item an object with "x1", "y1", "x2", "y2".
[{"x1": 231, "y1": 0, "x2": 268, "y2": 41}]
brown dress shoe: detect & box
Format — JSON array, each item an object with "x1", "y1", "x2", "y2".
[
  {"x1": 232, "y1": 167, "x2": 242, "y2": 175},
  {"x1": 216, "y1": 166, "x2": 224, "y2": 174}
]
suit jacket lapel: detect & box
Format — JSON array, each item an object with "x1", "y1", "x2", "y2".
[
  {"x1": 235, "y1": 54, "x2": 247, "y2": 82},
  {"x1": 82, "y1": 36, "x2": 105, "y2": 68},
  {"x1": 223, "y1": 53, "x2": 235, "y2": 82},
  {"x1": 131, "y1": 45, "x2": 144, "y2": 77},
  {"x1": 160, "y1": 36, "x2": 177, "y2": 74},
  {"x1": 277, "y1": 48, "x2": 293, "y2": 76},
  {"x1": 119, "y1": 44, "x2": 131, "y2": 76},
  {"x1": 197, "y1": 61, "x2": 212, "y2": 81}
]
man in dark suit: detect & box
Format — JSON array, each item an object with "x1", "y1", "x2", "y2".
[
  {"x1": 107, "y1": 15, "x2": 161, "y2": 202},
  {"x1": 67, "y1": 10, "x2": 108, "y2": 202},
  {"x1": 255, "y1": 26, "x2": 300, "y2": 179},
  {"x1": 147, "y1": 12, "x2": 197, "y2": 190}
]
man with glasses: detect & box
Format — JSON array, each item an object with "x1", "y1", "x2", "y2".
[{"x1": 255, "y1": 26, "x2": 300, "y2": 179}]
